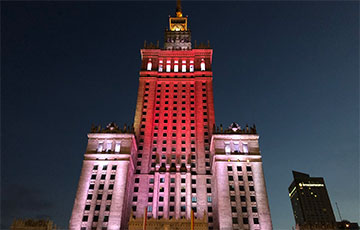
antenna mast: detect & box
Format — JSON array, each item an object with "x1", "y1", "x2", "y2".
[{"x1": 335, "y1": 202, "x2": 343, "y2": 221}]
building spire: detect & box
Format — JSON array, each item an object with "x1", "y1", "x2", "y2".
[{"x1": 176, "y1": 0, "x2": 182, "y2": 17}]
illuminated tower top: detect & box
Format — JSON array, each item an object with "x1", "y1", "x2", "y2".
[{"x1": 165, "y1": 0, "x2": 191, "y2": 50}]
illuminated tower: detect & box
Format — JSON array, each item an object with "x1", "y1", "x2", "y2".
[
  {"x1": 70, "y1": 1, "x2": 272, "y2": 230},
  {"x1": 289, "y1": 171, "x2": 337, "y2": 230}
]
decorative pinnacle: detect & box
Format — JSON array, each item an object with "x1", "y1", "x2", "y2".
[{"x1": 176, "y1": 0, "x2": 183, "y2": 17}]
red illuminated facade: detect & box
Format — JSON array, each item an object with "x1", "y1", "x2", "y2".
[{"x1": 70, "y1": 2, "x2": 272, "y2": 230}]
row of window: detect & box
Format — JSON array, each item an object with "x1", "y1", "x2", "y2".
[
  {"x1": 90, "y1": 174, "x2": 116, "y2": 180},
  {"x1": 228, "y1": 165, "x2": 252, "y2": 172},
  {"x1": 232, "y1": 217, "x2": 259, "y2": 225},
  {"x1": 96, "y1": 142, "x2": 121, "y2": 153},
  {"x1": 146, "y1": 59, "x2": 206, "y2": 72},
  {"x1": 93, "y1": 165, "x2": 117, "y2": 170}
]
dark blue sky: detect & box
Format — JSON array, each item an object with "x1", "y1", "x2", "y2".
[{"x1": 1, "y1": 1, "x2": 359, "y2": 229}]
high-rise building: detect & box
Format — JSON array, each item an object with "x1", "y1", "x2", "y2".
[
  {"x1": 288, "y1": 171, "x2": 337, "y2": 230},
  {"x1": 69, "y1": 2, "x2": 272, "y2": 230}
]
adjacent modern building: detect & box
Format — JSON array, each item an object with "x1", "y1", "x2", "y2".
[
  {"x1": 69, "y1": 1, "x2": 272, "y2": 229},
  {"x1": 11, "y1": 219, "x2": 57, "y2": 230},
  {"x1": 288, "y1": 171, "x2": 337, "y2": 230}
]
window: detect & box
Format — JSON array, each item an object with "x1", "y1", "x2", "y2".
[
  {"x1": 160, "y1": 178, "x2": 165, "y2": 183},
  {"x1": 101, "y1": 174, "x2": 106, "y2": 180},
  {"x1": 228, "y1": 176, "x2": 234, "y2": 181},
  {"x1": 159, "y1": 206, "x2": 163, "y2": 211},
  {"x1": 192, "y1": 197, "x2": 197, "y2": 203},
  {"x1": 170, "y1": 196, "x2": 175, "y2": 202},
  {"x1": 87, "y1": 194, "x2": 93, "y2": 200},
  {"x1": 248, "y1": 176, "x2": 253, "y2": 181},
  {"x1": 166, "y1": 64, "x2": 171, "y2": 72},
  {"x1": 148, "y1": 197, "x2": 153, "y2": 202},
  {"x1": 97, "y1": 143, "x2": 103, "y2": 152},
  {"x1": 181, "y1": 196, "x2": 185, "y2": 202},
  {"x1": 85, "y1": 204, "x2": 90, "y2": 210},
  {"x1": 200, "y1": 60, "x2": 206, "y2": 71},
  {"x1": 170, "y1": 206, "x2": 175, "y2": 211},
  {"x1": 147, "y1": 206, "x2": 153, "y2": 212},
  {"x1": 82, "y1": 216, "x2": 88, "y2": 222},
  {"x1": 246, "y1": 166, "x2": 252, "y2": 171},
  {"x1": 147, "y1": 60, "x2": 152, "y2": 70},
  {"x1": 97, "y1": 194, "x2": 102, "y2": 200},
  {"x1": 174, "y1": 64, "x2": 178, "y2": 72},
  {"x1": 249, "y1": 186, "x2": 255, "y2": 191},
  {"x1": 93, "y1": 165, "x2": 98, "y2": 170},
  {"x1": 253, "y1": 218, "x2": 259, "y2": 224},
  {"x1": 239, "y1": 185, "x2": 245, "y2": 191},
  {"x1": 225, "y1": 142, "x2": 231, "y2": 154},
  {"x1": 252, "y1": 206, "x2": 258, "y2": 213},
  {"x1": 159, "y1": 196, "x2": 164, "y2": 202},
  {"x1": 149, "y1": 178, "x2": 154, "y2": 184},
  {"x1": 103, "y1": 216, "x2": 109, "y2": 222},
  {"x1": 237, "y1": 166, "x2": 242, "y2": 171},
  {"x1": 112, "y1": 165, "x2": 117, "y2": 170},
  {"x1": 232, "y1": 217, "x2": 238, "y2": 224},
  {"x1": 133, "y1": 196, "x2": 137, "y2": 202},
  {"x1": 229, "y1": 185, "x2": 235, "y2": 191},
  {"x1": 250, "y1": 196, "x2": 256, "y2": 202},
  {"x1": 99, "y1": 184, "x2": 104, "y2": 190},
  {"x1": 182, "y1": 63, "x2": 186, "y2": 72},
  {"x1": 240, "y1": 196, "x2": 246, "y2": 202},
  {"x1": 243, "y1": 218, "x2": 249, "y2": 225},
  {"x1": 89, "y1": 184, "x2": 94, "y2": 190},
  {"x1": 238, "y1": 175, "x2": 243, "y2": 181},
  {"x1": 110, "y1": 175, "x2": 115, "y2": 180},
  {"x1": 132, "y1": 206, "x2": 137, "y2": 212},
  {"x1": 207, "y1": 188, "x2": 212, "y2": 193},
  {"x1": 242, "y1": 206, "x2": 247, "y2": 212},
  {"x1": 107, "y1": 194, "x2": 112, "y2": 200},
  {"x1": 208, "y1": 206, "x2": 212, "y2": 212},
  {"x1": 243, "y1": 143, "x2": 249, "y2": 153},
  {"x1": 207, "y1": 196, "x2": 212, "y2": 203},
  {"x1": 190, "y1": 61, "x2": 194, "y2": 72},
  {"x1": 134, "y1": 187, "x2": 139, "y2": 192},
  {"x1": 159, "y1": 64, "x2": 163, "y2": 72},
  {"x1": 227, "y1": 166, "x2": 233, "y2": 171}
]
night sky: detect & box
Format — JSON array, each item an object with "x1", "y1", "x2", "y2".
[{"x1": 1, "y1": 1, "x2": 359, "y2": 229}]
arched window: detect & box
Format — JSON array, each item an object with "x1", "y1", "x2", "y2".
[
  {"x1": 166, "y1": 60, "x2": 171, "y2": 72},
  {"x1": 200, "y1": 59, "x2": 206, "y2": 71},
  {"x1": 147, "y1": 59, "x2": 152, "y2": 71},
  {"x1": 158, "y1": 60, "x2": 163, "y2": 72},
  {"x1": 182, "y1": 60, "x2": 186, "y2": 72},
  {"x1": 174, "y1": 60, "x2": 179, "y2": 72}
]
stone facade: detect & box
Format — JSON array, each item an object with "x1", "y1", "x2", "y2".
[{"x1": 69, "y1": 2, "x2": 272, "y2": 230}]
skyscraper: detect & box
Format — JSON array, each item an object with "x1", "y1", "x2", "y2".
[
  {"x1": 288, "y1": 171, "x2": 337, "y2": 230},
  {"x1": 70, "y1": 2, "x2": 272, "y2": 230}
]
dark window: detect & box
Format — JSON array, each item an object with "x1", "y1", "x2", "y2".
[
  {"x1": 239, "y1": 186, "x2": 245, "y2": 191},
  {"x1": 82, "y1": 216, "x2": 88, "y2": 222},
  {"x1": 240, "y1": 196, "x2": 246, "y2": 202},
  {"x1": 97, "y1": 194, "x2": 102, "y2": 200},
  {"x1": 103, "y1": 216, "x2": 109, "y2": 222},
  {"x1": 249, "y1": 186, "x2": 255, "y2": 191},
  {"x1": 208, "y1": 206, "x2": 213, "y2": 212},
  {"x1": 133, "y1": 196, "x2": 138, "y2": 202},
  {"x1": 252, "y1": 206, "x2": 258, "y2": 213},
  {"x1": 89, "y1": 184, "x2": 95, "y2": 190},
  {"x1": 148, "y1": 197, "x2": 153, "y2": 202},
  {"x1": 134, "y1": 187, "x2": 139, "y2": 192},
  {"x1": 254, "y1": 218, "x2": 259, "y2": 224},
  {"x1": 110, "y1": 175, "x2": 116, "y2": 180},
  {"x1": 228, "y1": 176, "x2": 234, "y2": 181},
  {"x1": 99, "y1": 184, "x2": 104, "y2": 190},
  {"x1": 93, "y1": 165, "x2": 98, "y2": 170},
  {"x1": 170, "y1": 196, "x2": 175, "y2": 202},
  {"x1": 246, "y1": 166, "x2": 252, "y2": 171},
  {"x1": 91, "y1": 174, "x2": 96, "y2": 180},
  {"x1": 248, "y1": 176, "x2": 253, "y2": 181},
  {"x1": 170, "y1": 206, "x2": 175, "y2": 211},
  {"x1": 207, "y1": 188, "x2": 211, "y2": 193},
  {"x1": 243, "y1": 218, "x2": 249, "y2": 225},
  {"x1": 95, "y1": 205, "x2": 100, "y2": 210},
  {"x1": 87, "y1": 194, "x2": 93, "y2": 200},
  {"x1": 85, "y1": 205, "x2": 90, "y2": 210},
  {"x1": 232, "y1": 218, "x2": 238, "y2": 224},
  {"x1": 242, "y1": 206, "x2": 247, "y2": 212},
  {"x1": 238, "y1": 176, "x2": 243, "y2": 181},
  {"x1": 250, "y1": 196, "x2": 256, "y2": 202}
]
